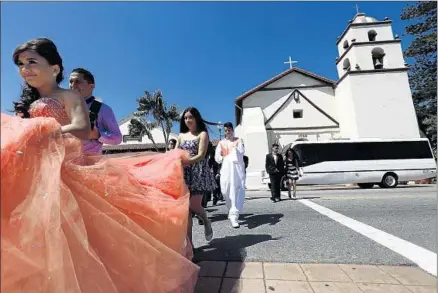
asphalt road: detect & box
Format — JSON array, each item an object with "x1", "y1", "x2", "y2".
[{"x1": 192, "y1": 185, "x2": 436, "y2": 268}]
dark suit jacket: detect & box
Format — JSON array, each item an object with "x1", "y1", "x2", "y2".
[{"x1": 265, "y1": 153, "x2": 284, "y2": 175}]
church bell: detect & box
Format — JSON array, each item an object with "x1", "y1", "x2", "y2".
[{"x1": 374, "y1": 59, "x2": 383, "y2": 69}]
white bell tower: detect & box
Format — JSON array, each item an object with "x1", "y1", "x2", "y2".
[{"x1": 335, "y1": 13, "x2": 420, "y2": 139}]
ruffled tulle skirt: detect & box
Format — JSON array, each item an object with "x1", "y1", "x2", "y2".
[{"x1": 1, "y1": 113, "x2": 199, "y2": 293}]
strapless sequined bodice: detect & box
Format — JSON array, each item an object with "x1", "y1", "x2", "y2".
[{"x1": 29, "y1": 97, "x2": 70, "y2": 126}]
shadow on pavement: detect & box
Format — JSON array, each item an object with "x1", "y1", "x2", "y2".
[
  {"x1": 240, "y1": 213, "x2": 283, "y2": 229},
  {"x1": 208, "y1": 213, "x2": 284, "y2": 229},
  {"x1": 194, "y1": 234, "x2": 280, "y2": 292},
  {"x1": 244, "y1": 196, "x2": 321, "y2": 202},
  {"x1": 245, "y1": 196, "x2": 269, "y2": 201},
  {"x1": 194, "y1": 234, "x2": 280, "y2": 262},
  {"x1": 205, "y1": 202, "x2": 226, "y2": 208}
]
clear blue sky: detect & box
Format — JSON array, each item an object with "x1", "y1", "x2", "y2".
[{"x1": 1, "y1": 1, "x2": 415, "y2": 138}]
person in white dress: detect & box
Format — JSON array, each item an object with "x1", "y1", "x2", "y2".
[{"x1": 215, "y1": 122, "x2": 246, "y2": 228}]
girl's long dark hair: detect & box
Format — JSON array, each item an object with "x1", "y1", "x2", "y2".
[
  {"x1": 12, "y1": 38, "x2": 64, "y2": 118},
  {"x1": 179, "y1": 107, "x2": 218, "y2": 134},
  {"x1": 285, "y1": 148, "x2": 300, "y2": 167}
]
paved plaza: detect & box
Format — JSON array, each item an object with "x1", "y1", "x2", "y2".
[
  {"x1": 192, "y1": 185, "x2": 437, "y2": 292},
  {"x1": 195, "y1": 261, "x2": 436, "y2": 293}
]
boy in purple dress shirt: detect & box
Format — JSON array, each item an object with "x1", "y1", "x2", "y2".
[{"x1": 69, "y1": 68, "x2": 122, "y2": 154}]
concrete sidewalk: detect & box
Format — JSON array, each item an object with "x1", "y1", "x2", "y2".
[{"x1": 195, "y1": 261, "x2": 436, "y2": 293}]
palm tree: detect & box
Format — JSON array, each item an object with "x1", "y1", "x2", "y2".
[
  {"x1": 128, "y1": 117, "x2": 160, "y2": 152},
  {"x1": 130, "y1": 89, "x2": 180, "y2": 152}
]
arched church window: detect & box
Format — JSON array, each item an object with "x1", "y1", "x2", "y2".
[
  {"x1": 371, "y1": 47, "x2": 385, "y2": 69},
  {"x1": 343, "y1": 58, "x2": 351, "y2": 71},
  {"x1": 343, "y1": 40, "x2": 349, "y2": 49},
  {"x1": 368, "y1": 30, "x2": 377, "y2": 41}
]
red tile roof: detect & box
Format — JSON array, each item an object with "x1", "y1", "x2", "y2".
[
  {"x1": 103, "y1": 143, "x2": 166, "y2": 151},
  {"x1": 103, "y1": 140, "x2": 220, "y2": 152}
]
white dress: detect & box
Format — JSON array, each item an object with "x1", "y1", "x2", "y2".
[{"x1": 215, "y1": 138, "x2": 246, "y2": 221}]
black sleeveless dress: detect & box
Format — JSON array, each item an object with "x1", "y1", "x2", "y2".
[{"x1": 179, "y1": 139, "x2": 217, "y2": 195}]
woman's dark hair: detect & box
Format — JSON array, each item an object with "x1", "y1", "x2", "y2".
[
  {"x1": 285, "y1": 148, "x2": 300, "y2": 166},
  {"x1": 12, "y1": 38, "x2": 64, "y2": 118},
  {"x1": 179, "y1": 107, "x2": 210, "y2": 134},
  {"x1": 286, "y1": 148, "x2": 294, "y2": 158}
]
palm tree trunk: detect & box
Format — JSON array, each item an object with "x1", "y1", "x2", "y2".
[
  {"x1": 159, "y1": 120, "x2": 168, "y2": 149},
  {"x1": 151, "y1": 137, "x2": 160, "y2": 152},
  {"x1": 145, "y1": 132, "x2": 160, "y2": 152}
]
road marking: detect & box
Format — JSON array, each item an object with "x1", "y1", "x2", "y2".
[{"x1": 298, "y1": 198, "x2": 437, "y2": 276}]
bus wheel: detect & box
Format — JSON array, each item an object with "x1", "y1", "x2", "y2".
[
  {"x1": 381, "y1": 173, "x2": 398, "y2": 188},
  {"x1": 357, "y1": 183, "x2": 374, "y2": 189}
]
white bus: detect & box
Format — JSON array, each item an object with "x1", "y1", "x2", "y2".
[{"x1": 263, "y1": 138, "x2": 436, "y2": 189}]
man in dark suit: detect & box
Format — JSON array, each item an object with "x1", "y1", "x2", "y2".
[
  {"x1": 265, "y1": 143, "x2": 285, "y2": 202},
  {"x1": 243, "y1": 155, "x2": 249, "y2": 171},
  {"x1": 212, "y1": 158, "x2": 224, "y2": 205}
]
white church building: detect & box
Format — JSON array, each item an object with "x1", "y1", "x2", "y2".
[{"x1": 234, "y1": 13, "x2": 421, "y2": 189}]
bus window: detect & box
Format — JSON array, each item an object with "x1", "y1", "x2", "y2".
[
  {"x1": 292, "y1": 140, "x2": 434, "y2": 166},
  {"x1": 370, "y1": 141, "x2": 433, "y2": 160},
  {"x1": 322, "y1": 142, "x2": 357, "y2": 161},
  {"x1": 305, "y1": 142, "x2": 358, "y2": 163},
  {"x1": 293, "y1": 144, "x2": 321, "y2": 167},
  {"x1": 292, "y1": 145, "x2": 305, "y2": 166}
]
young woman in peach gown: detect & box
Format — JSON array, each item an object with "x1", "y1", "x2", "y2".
[{"x1": 1, "y1": 38, "x2": 199, "y2": 293}]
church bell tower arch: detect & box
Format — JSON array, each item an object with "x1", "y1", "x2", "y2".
[{"x1": 334, "y1": 12, "x2": 420, "y2": 139}]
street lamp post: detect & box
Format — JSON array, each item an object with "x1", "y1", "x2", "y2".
[{"x1": 217, "y1": 121, "x2": 222, "y2": 139}]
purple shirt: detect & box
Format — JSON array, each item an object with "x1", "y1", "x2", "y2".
[{"x1": 82, "y1": 99, "x2": 122, "y2": 154}]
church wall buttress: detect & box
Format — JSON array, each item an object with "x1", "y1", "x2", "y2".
[
  {"x1": 335, "y1": 76, "x2": 359, "y2": 139},
  {"x1": 241, "y1": 107, "x2": 270, "y2": 189}
]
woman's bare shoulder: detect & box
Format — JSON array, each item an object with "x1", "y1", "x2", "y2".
[
  {"x1": 198, "y1": 131, "x2": 208, "y2": 138},
  {"x1": 57, "y1": 88, "x2": 82, "y2": 103}
]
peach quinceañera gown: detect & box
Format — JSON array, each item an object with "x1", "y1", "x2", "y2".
[{"x1": 1, "y1": 97, "x2": 199, "y2": 293}]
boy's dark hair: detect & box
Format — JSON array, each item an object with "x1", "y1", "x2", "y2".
[
  {"x1": 223, "y1": 122, "x2": 233, "y2": 129},
  {"x1": 272, "y1": 143, "x2": 279, "y2": 148},
  {"x1": 72, "y1": 68, "x2": 95, "y2": 84}
]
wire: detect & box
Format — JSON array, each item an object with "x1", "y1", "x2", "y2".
[{"x1": 207, "y1": 125, "x2": 221, "y2": 140}]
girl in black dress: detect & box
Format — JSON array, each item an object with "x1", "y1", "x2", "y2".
[
  {"x1": 176, "y1": 107, "x2": 217, "y2": 246},
  {"x1": 284, "y1": 148, "x2": 301, "y2": 199}
]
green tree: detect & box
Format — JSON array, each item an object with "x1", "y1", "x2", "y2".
[
  {"x1": 128, "y1": 117, "x2": 160, "y2": 151},
  {"x1": 130, "y1": 89, "x2": 180, "y2": 152},
  {"x1": 401, "y1": 1, "x2": 437, "y2": 154}
]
